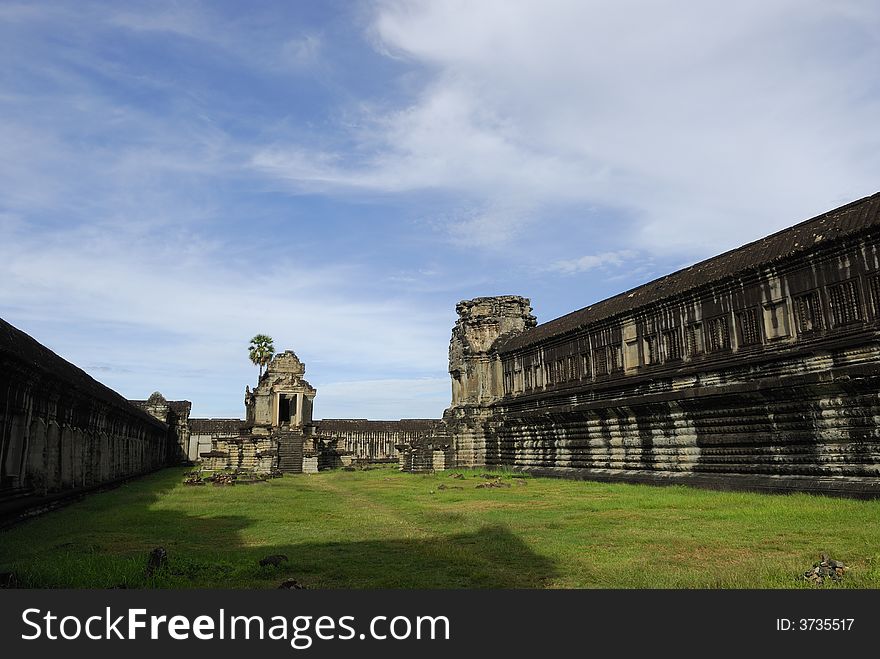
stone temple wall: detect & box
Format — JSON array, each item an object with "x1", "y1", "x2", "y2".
[
  {"x1": 188, "y1": 418, "x2": 244, "y2": 462},
  {"x1": 130, "y1": 395, "x2": 192, "y2": 464},
  {"x1": 0, "y1": 318, "x2": 173, "y2": 516},
  {"x1": 442, "y1": 193, "x2": 880, "y2": 497},
  {"x1": 200, "y1": 435, "x2": 278, "y2": 473},
  {"x1": 314, "y1": 418, "x2": 445, "y2": 462}
]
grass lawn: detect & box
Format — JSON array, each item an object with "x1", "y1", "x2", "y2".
[{"x1": 1, "y1": 465, "x2": 879, "y2": 588}]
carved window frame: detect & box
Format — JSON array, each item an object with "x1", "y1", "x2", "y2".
[
  {"x1": 567, "y1": 355, "x2": 577, "y2": 381},
  {"x1": 685, "y1": 322, "x2": 704, "y2": 358},
  {"x1": 593, "y1": 346, "x2": 609, "y2": 376},
  {"x1": 868, "y1": 272, "x2": 880, "y2": 318},
  {"x1": 793, "y1": 290, "x2": 823, "y2": 335},
  {"x1": 706, "y1": 315, "x2": 731, "y2": 352},
  {"x1": 609, "y1": 344, "x2": 624, "y2": 373},
  {"x1": 826, "y1": 278, "x2": 864, "y2": 328},
  {"x1": 643, "y1": 333, "x2": 659, "y2": 365},
  {"x1": 662, "y1": 328, "x2": 682, "y2": 361},
  {"x1": 580, "y1": 352, "x2": 591, "y2": 380},
  {"x1": 736, "y1": 307, "x2": 762, "y2": 346}
]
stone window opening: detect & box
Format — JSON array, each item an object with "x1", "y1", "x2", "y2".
[
  {"x1": 706, "y1": 315, "x2": 730, "y2": 352},
  {"x1": 643, "y1": 334, "x2": 658, "y2": 365},
  {"x1": 827, "y1": 279, "x2": 863, "y2": 327},
  {"x1": 610, "y1": 344, "x2": 623, "y2": 373},
  {"x1": 737, "y1": 307, "x2": 762, "y2": 346},
  {"x1": 869, "y1": 274, "x2": 880, "y2": 317},
  {"x1": 593, "y1": 347, "x2": 608, "y2": 376},
  {"x1": 685, "y1": 322, "x2": 704, "y2": 357},
  {"x1": 794, "y1": 291, "x2": 822, "y2": 334},
  {"x1": 662, "y1": 328, "x2": 682, "y2": 361},
  {"x1": 580, "y1": 353, "x2": 591, "y2": 379}
]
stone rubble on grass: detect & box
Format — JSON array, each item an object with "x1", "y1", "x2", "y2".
[
  {"x1": 803, "y1": 554, "x2": 847, "y2": 585},
  {"x1": 146, "y1": 547, "x2": 168, "y2": 577},
  {"x1": 448, "y1": 473, "x2": 465, "y2": 480},
  {"x1": 0, "y1": 571, "x2": 18, "y2": 588},
  {"x1": 259, "y1": 554, "x2": 289, "y2": 568},
  {"x1": 278, "y1": 579, "x2": 307, "y2": 589},
  {"x1": 183, "y1": 471, "x2": 205, "y2": 486},
  {"x1": 212, "y1": 472, "x2": 237, "y2": 486},
  {"x1": 475, "y1": 478, "x2": 511, "y2": 489}
]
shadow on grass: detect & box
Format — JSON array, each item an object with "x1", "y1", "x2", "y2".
[
  {"x1": 254, "y1": 524, "x2": 556, "y2": 589},
  {"x1": 2, "y1": 468, "x2": 557, "y2": 589}
]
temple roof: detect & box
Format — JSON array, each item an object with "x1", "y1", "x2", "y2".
[
  {"x1": 0, "y1": 317, "x2": 163, "y2": 426},
  {"x1": 499, "y1": 191, "x2": 880, "y2": 352}
]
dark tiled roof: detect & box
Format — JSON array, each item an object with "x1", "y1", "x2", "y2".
[
  {"x1": 130, "y1": 399, "x2": 192, "y2": 416},
  {"x1": 500, "y1": 192, "x2": 880, "y2": 352},
  {"x1": 189, "y1": 418, "x2": 245, "y2": 435},
  {"x1": 316, "y1": 419, "x2": 443, "y2": 432},
  {"x1": 0, "y1": 317, "x2": 163, "y2": 426}
]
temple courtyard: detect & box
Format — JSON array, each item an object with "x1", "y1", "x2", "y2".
[{"x1": 2, "y1": 467, "x2": 879, "y2": 589}]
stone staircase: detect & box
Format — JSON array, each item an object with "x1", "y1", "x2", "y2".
[{"x1": 276, "y1": 430, "x2": 304, "y2": 473}]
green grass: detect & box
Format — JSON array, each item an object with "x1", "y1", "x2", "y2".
[{"x1": 2, "y1": 465, "x2": 879, "y2": 588}]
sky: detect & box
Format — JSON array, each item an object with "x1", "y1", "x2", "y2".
[{"x1": 1, "y1": 0, "x2": 879, "y2": 419}]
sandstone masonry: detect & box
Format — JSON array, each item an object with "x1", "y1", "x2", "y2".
[
  {"x1": 0, "y1": 318, "x2": 177, "y2": 518},
  {"x1": 436, "y1": 193, "x2": 880, "y2": 497}
]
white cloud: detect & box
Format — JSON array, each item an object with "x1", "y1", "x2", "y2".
[
  {"x1": 549, "y1": 250, "x2": 637, "y2": 275},
  {"x1": 0, "y1": 219, "x2": 453, "y2": 417},
  {"x1": 254, "y1": 0, "x2": 880, "y2": 257},
  {"x1": 282, "y1": 34, "x2": 323, "y2": 70}
]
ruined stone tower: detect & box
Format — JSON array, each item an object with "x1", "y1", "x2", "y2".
[
  {"x1": 245, "y1": 350, "x2": 316, "y2": 434},
  {"x1": 443, "y1": 296, "x2": 536, "y2": 467}
]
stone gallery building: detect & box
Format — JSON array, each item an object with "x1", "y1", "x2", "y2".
[
  {"x1": 431, "y1": 192, "x2": 880, "y2": 497},
  {"x1": 0, "y1": 318, "x2": 181, "y2": 518}
]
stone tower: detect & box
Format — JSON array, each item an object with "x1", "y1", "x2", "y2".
[
  {"x1": 444, "y1": 296, "x2": 536, "y2": 467},
  {"x1": 245, "y1": 350, "x2": 316, "y2": 435}
]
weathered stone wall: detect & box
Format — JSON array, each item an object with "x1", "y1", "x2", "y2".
[
  {"x1": 315, "y1": 418, "x2": 445, "y2": 462},
  {"x1": 188, "y1": 418, "x2": 243, "y2": 462},
  {"x1": 0, "y1": 318, "x2": 173, "y2": 511},
  {"x1": 443, "y1": 194, "x2": 880, "y2": 497},
  {"x1": 201, "y1": 435, "x2": 278, "y2": 473},
  {"x1": 131, "y1": 395, "x2": 191, "y2": 464}
]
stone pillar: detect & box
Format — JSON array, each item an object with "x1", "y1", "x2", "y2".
[{"x1": 443, "y1": 296, "x2": 536, "y2": 468}]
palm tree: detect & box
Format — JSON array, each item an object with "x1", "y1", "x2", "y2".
[{"x1": 248, "y1": 334, "x2": 275, "y2": 380}]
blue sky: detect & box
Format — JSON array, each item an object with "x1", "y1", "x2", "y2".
[{"x1": 2, "y1": 0, "x2": 879, "y2": 419}]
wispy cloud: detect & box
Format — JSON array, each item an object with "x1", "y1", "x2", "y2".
[
  {"x1": 253, "y1": 0, "x2": 880, "y2": 257},
  {"x1": 548, "y1": 250, "x2": 637, "y2": 275}
]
